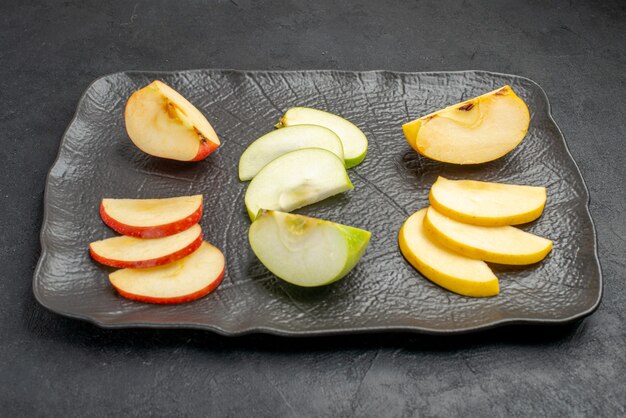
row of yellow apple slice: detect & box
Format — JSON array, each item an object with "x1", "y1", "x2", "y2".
[
  {"x1": 90, "y1": 195, "x2": 225, "y2": 304},
  {"x1": 399, "y1": 177, "x2": 552, "y2": 297}
]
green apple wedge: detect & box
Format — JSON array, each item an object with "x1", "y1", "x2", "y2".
[
  {"x1": 276, "y1": 107, "x2": 368, "y2": 168},
  {"x1": 249, "y1": 210, "x2": 371, "y2": 287},
  {"x1": 244, "y1": 148, "x2": 353, "y2": 220},
  {"x1": 238, "y1": 125, "x2": 344, "y2": 181}
]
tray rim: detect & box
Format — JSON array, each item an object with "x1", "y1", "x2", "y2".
[{"x1": 33, "y1": 69, "x2": 603, "y2": 336}]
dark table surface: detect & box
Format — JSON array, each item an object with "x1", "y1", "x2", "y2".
[{"x1": 1, "y1": 1, "x2": 625, "y2": 416}]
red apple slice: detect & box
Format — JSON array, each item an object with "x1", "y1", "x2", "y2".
[
  {"x1": 90, "y1": 224, "x2": 202, "y2": 268},
  {"x1": 125, "y1": 80, "x2": 220, "y2": 161},
  {"x1": 109, "y1": 241, "x2": 225, "y2": 304},
  {"x1": 100, "y1": 195, "x2": 202, "y2": 238}
]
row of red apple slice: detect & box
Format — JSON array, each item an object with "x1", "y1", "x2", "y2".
[{"x1": 90, "y1": 195, "x2": 225, "y2": 304}]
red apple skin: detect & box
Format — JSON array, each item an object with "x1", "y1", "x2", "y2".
[
  {"x1": 89, "y1": 234, "x2": 203, "y2": 269},
  {"x1": 99, "y1": 202, "x2": 203, "y2": 238},
  {"x1": 110, "y1": 265, "x2": 225, "y2": 304},
  {"x1": 190, "y1": 137, "x2": 220, "y2": 161}
]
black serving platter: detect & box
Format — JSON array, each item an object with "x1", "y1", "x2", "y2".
[{"x1": 33, "y1": 70, "x2": 602, "y2": 336}]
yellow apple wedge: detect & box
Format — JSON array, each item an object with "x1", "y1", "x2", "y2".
[
  {"x1": 402, "y1": 86, "x2": 530, "y2": 164},
  {"x1": 398, "y1": 209, "x2": 499, "y2": 297},
  {"x1": 429, "y1": 177, "x2": 547, "y2": 226},
  {"x1": 424, "y1": 207, "x2": 552, "y2": 265},
  {"x1": 125, "y1": 80, "x2": 220, "y2": 161}
]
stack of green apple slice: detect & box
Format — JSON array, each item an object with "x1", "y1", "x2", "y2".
[
  {"x1": 249, "y1": 210, "x2": 371, "y2": 287},
  {"x1": 239, "y1": 107, "x2": 371, "y2": 287}
]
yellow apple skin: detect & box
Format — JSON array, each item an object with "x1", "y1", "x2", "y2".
[
  {"x1": 398, "y1": 209, "x2": 499, "y2": 298},
  {"x1": 429, "y1": 177, "x2": 547, "y2": 226},
  {"x1": 402, "y1": 85, "x2": 530, "y2": 164},
  {"x1": 424, "y1": 207, "x2": 552, "y2": 265}
]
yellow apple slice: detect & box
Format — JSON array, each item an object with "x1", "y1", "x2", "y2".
[
  {"x1": 90, "y1": 224, "x2": 203, "y2": 268},
  {"x1": 100, "y1": 195, "x2": 202, "y2": 238},
  {"x1": 402, "y1": 86, "x2": 530, "y2": 164},
  {"x1": 399, "y1": 209, "x2": 499, "y2": 297},
  {"x1": 125, "y1": 80, "x2": 220, "y2": 161},
  {"x1": 424, "y1": 207, "x2": 552, "y2": 265},
  {"x1": 109, "y1": 241, "x2": 225, "y2": 304},
  {"x1": 429, "y1": 177, "x2": 547, "y2": 226}
]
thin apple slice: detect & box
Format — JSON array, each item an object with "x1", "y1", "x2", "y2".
[
  {"x1": 429, "y1": 177, "x2": 547, "y2": 226},
  {"x1": 125, "y1": 80, "x2": 220, "y2": 161},
  {"x1": 100, "y1": 195, "x2": 202, "y2": 238},
  {"x1": 109, "y1": 241, "x2": 225, "y2": 304},
  {"x1": 238, "y1": 125, "x2": 344, "y2": 181},
  {"x1": 399, "y1": 209, "x2": 499, "y2": 297},
  {"x1": 424, "y1": 207, "x2": 552, "y2": 265},
  {"x1": 90, "y1": 224, "x2": 202, "y2": 268},
  {"x1": 277, "y1": 107, "x2": 368, "y2": 168},
  {"x1": 244, "y1": 148, "x2": 353, "y2": 220},
  {"x1": 402, "y1": 85, "x2": 530, "y2": 164},
  {"x1": 249, "y1": 210, "x2": 371, "y2": 287}
]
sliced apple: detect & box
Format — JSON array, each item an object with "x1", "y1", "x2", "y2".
[
  {"x1": 90, "y1": 224, "x2": 202, "y2": 268},
  {"x1": 402, "y1": 85, "x2": 530, "y2": 164},
  {"x1": 100, "y1": 195, "x2": 202, "y2": 238},
  {"x1": 249, "y1": 210, "x2": 371, "y2": 287},
  {"x1": 109, "y1": 241, "x2": 225, "y2": 304},
  {"x1": 125, "y1": 80, "x2": 220, "y2": 161},
  {"x1": 429, "y1": 177, "x2": 547, "y2": 226},
  {"x1": 238, "y1": 125, "x2": 344, "y2": 181},
  {"x1": 424, "y1": 207, "x2": 552, "y2": 265},
  {"x1": 277, "y1": 107, "x2": 368, "y2": 168},
  {"x1": 399, "y1": 209, "x2": 499, "y2": 297},
  {"x1": 244, "y1": 148, "x2": 353, "y2": 220}
]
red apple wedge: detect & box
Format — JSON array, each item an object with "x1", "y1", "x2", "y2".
[
  {"x1": 125, "y1": 80, "x2": 220, "y2": 161},
  {"x1": 100, "y1": 195, "x2": 202, "y2": 238},
  {"x1": 109, "y1": 241, "x2": 225, "y2": 304},
  {"x1": 90, "y1": 224, "x2": 203, "y2": 268}
]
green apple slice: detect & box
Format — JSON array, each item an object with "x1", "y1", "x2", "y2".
[
  {"x1": 276, "y1": 107, "x2": 368, "y2": 168},
  {"x1": 238, "y1": 125, "x2": 344, "y2": 181},
  {"x1": 244, "y1": 148, "x2": 353, "y2": 220},
  {"x1": 249, "y1": 210, "x2": 371, "y2": 287}
]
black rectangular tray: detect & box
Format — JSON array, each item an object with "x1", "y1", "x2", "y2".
[{"x1": 33, "y1": 69, "x2": 602, "y2": 336}]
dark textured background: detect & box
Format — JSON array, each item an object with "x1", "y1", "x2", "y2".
[{"x1": 1, "y1": 0, "x2": 624, "y2": 416}]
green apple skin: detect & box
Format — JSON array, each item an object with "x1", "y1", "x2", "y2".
[
  {"x1": 276, "y1": 107, "x2": 368, "y2": 169},
  {"x1": 249, "y1": 210, "x2": 371, "y2": 287},
  {"x1": 329, "y1": 223, "x2": 372, "y2": 285},
  {"x1": 238, "y1": 125, "x2": 344, "y2": 181},
  {"x1": 244, "y1": 148, "x2": 353, "y2": 221}
]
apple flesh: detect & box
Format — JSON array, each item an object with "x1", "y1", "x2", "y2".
[
  {"x1": 249, "y1": 210, "x2": 371, "y2": 287},
  {"x1": 125, "y1": 80, "x2": 220, "y2": 161},
  {"x1": 100, "y1": 195, "x2": 202, "y2": 238},
  {"x1": 424, "y1": 206, "x2": 552, "y2": 265},
  {"x1": 429, "y1": 176, "x2": 546, "y2": 226},
  {"x1": 402, "y1": 85, "x2": 530, "y2": 164},
  {"x1": 277, "y1": 107, "x2": 368, "y2": 168},
  {"x1": 109, "y1": 241, "x2": 225, "y2": 304},
  {"x1": 244, "y1": 148, "x2": 353, "y2": 220},
  {"x1": 399, "y1": 209, "x2": 499, "y2": 297},
  {"x1": 90, "y1": 224, "x2": 202, "y2": 268},
  {"x1": 238, "y1": 125, "x2": 344, "y2": 181}
]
